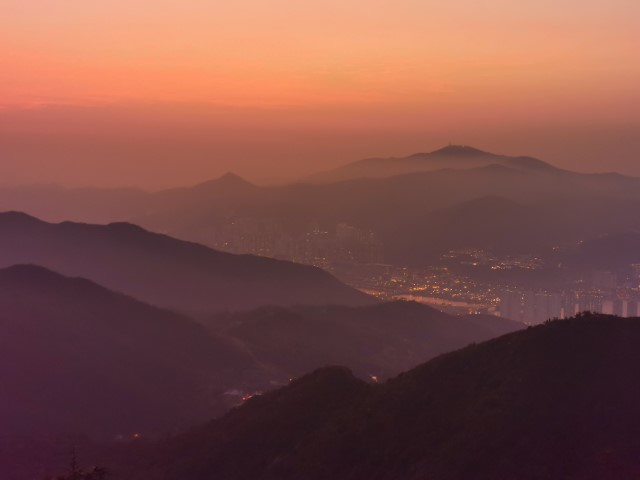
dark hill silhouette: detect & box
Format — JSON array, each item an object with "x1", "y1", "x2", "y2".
[
  {"x1": 0, "y1": 212, "x2": 373, "y2": 313},
  {"x1": 0, "y1": 276, "x2": 525, "y2": 480},
  {"x1": 121, "y1": 314, "x2": 640, "y2": 480},
  {"x1": 557, "y1": 231, "x2": 640, "y2": 272},
  {"x1": 0, "y1": 265, "x2": 260, "y2": 438},
  {"x1": 387, "y1": 186, "x2": 640, "y2": 264},
  {"x1": 388, "y1": 195, "x2": 574, "y2": 264},
  {"x1": 209, "y1": 301, "x2": 523, "y2": 380},
  {"x1": 551, "y1": 231, "x2": 640, "y2": 280}
]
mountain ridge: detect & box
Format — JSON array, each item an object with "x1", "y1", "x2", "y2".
[
  {"x1": 118, "y1": 314, "x2": 640, "y2": 480},
  {"x1": 208, "y1": 301, "x2": 523, "y2": 380},
  {"x1": 2, "y1": 148, "x2": 640, "y2": 267},
  {"x1": 306, "y1": 145, "x2": 557, "y2": 183},
  {"x1": 0, "y1": 264, "x2": 260, "y2": 439},
  {"x1": 0, "y1": 212, "x2": 373, "y2": 313}
]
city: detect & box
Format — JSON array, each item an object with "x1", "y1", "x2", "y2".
[{"x1": 201, "y1": 217, "x2": 640, "y2": 324}]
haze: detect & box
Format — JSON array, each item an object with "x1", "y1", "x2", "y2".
[{"x1": 1, "y1": 0, "x2": 639, "y2": 188}]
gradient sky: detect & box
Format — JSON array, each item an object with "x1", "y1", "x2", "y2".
[{"x1": 1, "y1": 0, "x2": 639, "y2": 187}]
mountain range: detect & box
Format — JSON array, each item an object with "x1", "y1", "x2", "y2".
[
  {"x1": 0, "y1": 212, "x2": 372, "y2": 314},
  {"x1": 209, "y1": 302, "x2": 521, "y2": 381},
  {"x1": 307, "y1": 145, "x2": 562, "y2": 182},
  {"x1": 0, "y1": 264, "x2": 257, "y2": 438},
  {"x1": 1, "y1": 146, "x2": 638, "y2": 265},
  {"x1": 0, "y1": 264, "x2": 521, "y2": 431},
  {"x1": 0, "y1": 264, "x2": 520, "y2": 440},
  {"x1": 117, "y1": 314, "x2": 640, "y2": 480},
  {"x1": 0, "y1": 267, "x2": 523, "y2": 480},
  {"x1": 2, "y1": 145, "x2": 638, "y2": 480}
]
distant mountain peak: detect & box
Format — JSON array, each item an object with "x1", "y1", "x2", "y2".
[
  {"x1": 191, "y1": 172, "x2": 255, "y2": 191},
  {"x1": 429, "y1": 145, "x2": 491, "y2": 156},
  {"x1": 217, "y1": 172, "x2": 251, "y2": 184}
]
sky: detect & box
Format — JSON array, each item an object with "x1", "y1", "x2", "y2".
[{"x1": 1, "y1": 0, "x2": 639, "y2": 188}]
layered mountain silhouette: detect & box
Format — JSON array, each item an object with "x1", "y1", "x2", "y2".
[
  {"x1": 0, "y1": 172, "x2": 259, "y2": 224},
  {"x1": 0, "y1": 265, "x2": 260, "y2": 438},
  {"x1": 130, "y1": 161, "x2": 640, "y2": 264},
  {"x1": 0, "y1": 265, "x2": 519, "y2": 437},
  {"x1": 210, "y1": 301, "x2": 522, "y2": 381},
  {"x1": 2, "y1": 148, "x2": 640, "y2": 265},
  {"x1": 0, "y1": 272, "x2": 526, "y2": 480},
  {"x1": 0, "y1": 212, "x2": 372, "y2": 313},
  {"x1": 307, "y1": 145, "x2": 561, "y2": 183},
  {"x1": 558, "y1": 231, "x2": 640, "y2": 271},
  {"x1": 119, "y1": 314, "x2": 640, "y2": 480}
]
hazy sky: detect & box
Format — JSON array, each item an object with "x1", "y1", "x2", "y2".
[{"x1": 1, "y1": 0, "x2": 639, "y2": 188}]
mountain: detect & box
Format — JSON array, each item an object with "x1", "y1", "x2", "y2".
[
  {"x1": 3, "y1": 152, "x2": 640, "y2": 266},
  {"x1": 0, "y1": 274, "x2": 523, "y2": 480},
  {"x1": 133, "y1": 163, "x2": 640, "y2": 265},
  {"x1": 0, "y1": 212, "x2": 373, "y2": 313},
  {"x1": 0, "y1": 265, "x2": 261, "y2": 439},
  {"x1": 389, "y1": 193, "x2": 636, "y2": 265},
  {"x1": 125, "y1": 162, "x2": 640, "y2": 265},
  {"x1": 0, "y1": 172, "x2": 259, "y2": 225},
  {"x1": 558, "y1": 231, "x2": 640, "y2": 272},
  {"x1": 119, "y1": 314, "x2": 640, "y2": 480},
  {"x1": 209, "y1": 301, "x2": 523, "y2": 381},
  {"x1": 306, "y1": 145, "x2": 561, "y2": 183},
  {"x1": 0, "y1": 270, "x2": 523, "y2": 480}
]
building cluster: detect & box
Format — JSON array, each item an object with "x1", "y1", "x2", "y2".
[
  {"x1": 499, "y1": 268, "x2": 640, "y2": 324},
  {"x1": 441, "y1": 248, "x2": 544, "y2": 270},
  {"x1": 500, "y1": 289, "x2": 640, "y2": 324},
  {"x1": 209, "y1": 218, "x2": 384, "y2": 266},
  {"x1": 325, "y1": 262, "x2": 500, "y2": 315},
  {"x1": 208, "y1": 226, "x2": 640, "y2": 323},
  {"x1": 331, "y1": 255, "x2": 640, "y2": 323}
]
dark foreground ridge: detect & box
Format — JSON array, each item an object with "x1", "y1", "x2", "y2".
[
  {"x1": 209, "y1": 301, "x2": 522, "y2": 380},
  {"x1": 0, "y1": 269, "x2": 521, "y2": 480},
  {"x1": 120, "y1": 314, "x2": 640, "y2": 480}
]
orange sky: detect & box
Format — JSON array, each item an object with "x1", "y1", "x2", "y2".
[{"x1": 1, "y1": 0, "x2": 639, "y2": 187}]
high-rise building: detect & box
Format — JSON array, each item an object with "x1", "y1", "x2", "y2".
[
  {"x1": 499, "y1": 290, "x2": 522, "y2": 322},
  {"x1": 591, "y1": 270, "x2": 617, "y2": 291},
  {"x1": 523, "y1": 292, "x2": 563, "y2": 324}
]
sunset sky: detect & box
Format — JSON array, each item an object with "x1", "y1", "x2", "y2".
[{"x1": 1, "y1": 0, "x2": 639, "y2": 187}]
